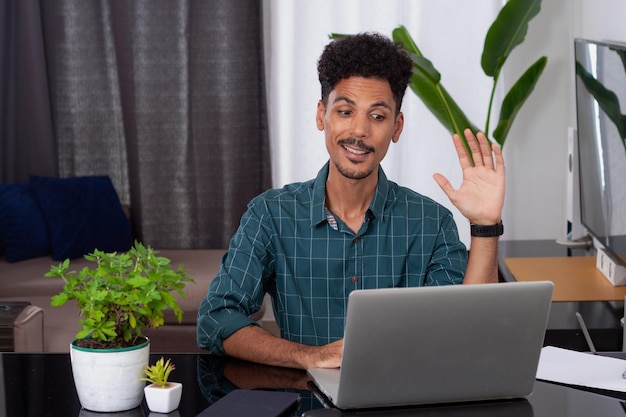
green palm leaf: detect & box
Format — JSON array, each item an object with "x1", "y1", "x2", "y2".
[
  {"x1": 493, "y1": 56, "x2": 547, "y2": 146},
  {"x1": 393, "y1": 26, "x2": 478, "y2": 159},
  {"x1": 482, "y1": 0, "x2": 543, "y2": 77}
]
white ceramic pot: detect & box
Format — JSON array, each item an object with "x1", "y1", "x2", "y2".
[
  {"x1": 70, "y1": 338, "x2": 150, "y2": 412},
  {"x1": 144, "y1": 382, "x2": 183, "y2": 413}
]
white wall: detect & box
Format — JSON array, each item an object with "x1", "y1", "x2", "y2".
[
  {"x1": 502, "y1": 0, "x2": 626, "y2": 241},
  {"x1": 579, "y1": 0, "x2": 626, "y2": 43}
]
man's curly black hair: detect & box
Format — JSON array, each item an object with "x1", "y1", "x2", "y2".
[{"x1": 317, "y1": 32, "x2": 413, "y2": 114}]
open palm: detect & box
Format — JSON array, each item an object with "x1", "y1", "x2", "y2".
[{"x1": 433, "y1": 129, "x2": 505, "y2": 226}]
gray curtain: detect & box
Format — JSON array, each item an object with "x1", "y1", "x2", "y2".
[
  {"x1": 0, "y1": 0, "x2": 58, "y2": 182},
  {"x1": 2, "y1": 0, "x2": 271, "y2": 249}
]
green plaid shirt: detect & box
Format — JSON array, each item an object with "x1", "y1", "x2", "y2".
[{"x1": 197, "y1": 163, "x2": 467, "y2": 354}]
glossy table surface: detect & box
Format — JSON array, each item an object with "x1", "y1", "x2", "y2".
[
  {"x1": 2, "y1": 352, "x2": 626, "y2": 417},
  {"x1": 2, "y1": 240, "x2": 625, "y2": 416}
]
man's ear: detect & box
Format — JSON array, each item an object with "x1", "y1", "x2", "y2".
[
  {"x1": 392, "y1": 112, "x2": 404, "y2": 143},
  {"x1": 316, "y1": 100, "x2": 325, "y2": 131}
]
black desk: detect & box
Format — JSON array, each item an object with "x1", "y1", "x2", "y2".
[
  {"x1": 3, "y1": 352, "x2": 626, "y2": 417},
  {"x1": 499, "y1": 239, "x2": 624, "y2": 352}
]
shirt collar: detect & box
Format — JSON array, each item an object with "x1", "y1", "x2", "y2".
[
  {"x1": 369, "y1": 166, "x2": 389, "y2": 221},
  {"x1": 311, "y1": 162, "x2": 390, "y2": 226}
]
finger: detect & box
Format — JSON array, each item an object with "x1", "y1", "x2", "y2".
[
  {"x1": 476, "y1": 132, "x2": 494, "y2": 169},
  {"x1": 463, "y1": 129, "x2": 483, "y2": 167},
  {"x1": 433, "y1": 173, "x2": 455, "y2": 199},
  {"x1": 452, "y1": 133, "x2": 472, "y2": 170},
  {"x1": 491, "y1": 142, "x2": 505, "y2": 174}
]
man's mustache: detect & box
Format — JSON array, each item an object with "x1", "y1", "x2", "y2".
[{"x1": 337, "y1": 138, "x2": 375, "y2": 153}]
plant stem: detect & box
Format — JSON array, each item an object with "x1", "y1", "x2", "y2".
[{"x1": 485, "y1": 70, "x2": 500, "y2": 139}]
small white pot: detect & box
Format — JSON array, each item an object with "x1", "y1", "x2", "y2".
[
  {"x1": 70, "y1": 338, "x2": 150, "y2": 412},
  {"x1": 144, "y1": 382, "x2": 183, "y2": 414}
]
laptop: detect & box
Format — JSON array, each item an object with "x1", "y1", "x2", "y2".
[{"x1": 307, "y1": 281, "x2": 554, "y2": 410}]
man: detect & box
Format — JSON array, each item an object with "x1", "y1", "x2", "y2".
[{"x1": 197, "y1": 33, "x2": 505, "y2": 369}]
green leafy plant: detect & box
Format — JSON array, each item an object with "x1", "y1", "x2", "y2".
[
  {"x1": 391, "y1": 0, "x2": 547, "y2": 158},
  {"x1": 141, "y1": 357, "x2": 176, "y2": 388},
  {"x1": 46, "y1": 241, "x2": 195, "y2": 349}
]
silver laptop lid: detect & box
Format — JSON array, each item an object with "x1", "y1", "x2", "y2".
[{"x1": 327, "y1": 281, "x2": 553, "y2": 409}]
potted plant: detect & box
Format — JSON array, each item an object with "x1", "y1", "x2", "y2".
[
  {"x1": 141, "y1": 357, "x2": 183, "y2": 413},
  {"x1": 46, "y1": 241, "x2": 194, "y2": 413},
  {"x1": 392, "y1": 0, "x2": 547, "y2": 157}
]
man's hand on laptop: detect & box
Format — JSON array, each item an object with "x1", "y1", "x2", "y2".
[
  {"x1": 309, "y1": 339, "x2": 343, "y2": 369},
  {"x1": 223, "y1": 325, "x2": 344, "y2": 369}
]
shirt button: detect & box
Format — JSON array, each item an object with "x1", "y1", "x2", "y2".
[
  {"x1": 351, "y1": 276, "x2": 358, "y2": 283},
  {"x1": 353, "y1": 238, "x2": 359, "y2": 243}
]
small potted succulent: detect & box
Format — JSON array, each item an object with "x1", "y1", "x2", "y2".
[{"x1": 142, "y1": 357, "x2": 183, "y2": 414}]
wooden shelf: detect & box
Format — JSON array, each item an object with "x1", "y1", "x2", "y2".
[{"x1": 504, "y1": 256, "x2": 626, "y2": 302}]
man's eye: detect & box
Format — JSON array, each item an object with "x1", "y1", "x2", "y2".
[
  {"x1": 372, "y1": 114, "x2": 385, "y2": 121},
  {"x1": 338, "y1": 110, "x2": 352, "y2": 116}
]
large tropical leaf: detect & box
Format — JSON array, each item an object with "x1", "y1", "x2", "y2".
[
  {"x1": 482, "y1": 0, "x2": 543, "y2": 77},
  {"x1": 492, "y1": 56, "x2": 547, "y2": 147},
  {"x1": 408, "y1": 72, "x2": 479, "y2": 140},
  {"x1": 329, "y1": 33, "x2": 346, "y2": 40},
  {"x1": 392, "y1": 26, "x2": 440, "y2": 84},
  {"x1": 393, "y1": 26, "x2": 479, "y2": 158}
]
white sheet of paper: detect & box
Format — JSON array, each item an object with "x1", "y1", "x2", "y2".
[{"x1": 537, "y1": 346, "x2": 626, "y2": 392}]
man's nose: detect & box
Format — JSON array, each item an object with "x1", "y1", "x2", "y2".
[{"x1": 350, "y1": 112, "x2": 369, "y2": 138}]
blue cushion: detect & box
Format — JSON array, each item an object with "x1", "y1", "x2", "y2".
[
  {"x1": 29, "y1": 175, "x2": 132, "y2": 261},
  {"x1": 0, "y1": 182, "x2": 51, "y2": 262}
]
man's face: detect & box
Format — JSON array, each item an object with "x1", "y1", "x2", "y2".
[{"x1": 316, "y1": 77, "x2": 404, "y2": 182}]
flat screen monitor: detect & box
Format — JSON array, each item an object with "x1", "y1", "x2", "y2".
[{"x1": 574, "y1": 38, "x2": 626, "y2": 263}]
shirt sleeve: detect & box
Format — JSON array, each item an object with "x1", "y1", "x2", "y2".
[
  {"x1": 196, "y1": 199, "x2": 275, "y2": 355},
  {"x1": 425, "y1": 212, "x2": 467, "y2": 286}
]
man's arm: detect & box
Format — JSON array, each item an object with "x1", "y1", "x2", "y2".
[
  {"x1": 433, "y1": 129, "x2": 505, "y2": 284},
  {"x1": 464, "y1": 236, "x2": 499, "y2": 283},
  {"x1": 223, "y1": 325, "x2": 343, "y2": 369}
]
